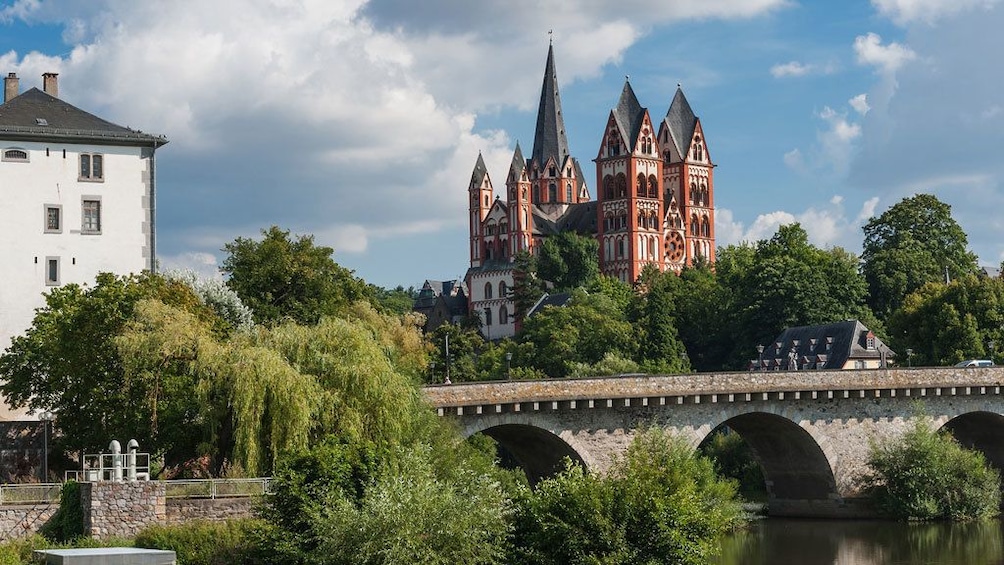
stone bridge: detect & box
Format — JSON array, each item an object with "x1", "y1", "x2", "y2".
[{"x1": 423, "y1": 367, "x2": 1004, "y2": 518}]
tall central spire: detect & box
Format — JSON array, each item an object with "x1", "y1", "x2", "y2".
[{"x1": 530, "y1": 44, "x2": 570, "y2": 168}]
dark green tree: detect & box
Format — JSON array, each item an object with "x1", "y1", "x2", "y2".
[
  {"x1": 222, "y1": 226, "x2": 372, "y2": 325},
  {"x1": 634, "y1": 267, "x2": 690, "y2": 373},
  {"x1": 862, "y1": 194, "x2": 979, "y2": 320},
  {"x1": 536, "y1": 231, "x2": 600, "y2": 290},
  {"x1": 887, "y1": 276, "x2": 1004, "y2": 366},
  {"x1": 511, "y1": 250, "x2": 544, "y2": 324}
]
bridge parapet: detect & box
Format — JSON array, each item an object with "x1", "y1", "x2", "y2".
[{"x1": 424, "y1": 367, "x2": 1004, "y2": 415}]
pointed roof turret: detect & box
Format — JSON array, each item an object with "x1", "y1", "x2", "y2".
[
  {"x1": 469, "y1": 152, "x2": 489, "y2": 190},
  {"x1": 530, "y1": 44, "x2": 570, "y2": 168},
  {"x1": 612, "y1": 79, "x2": 645, "y2": 150},
  {"x1": 663, "y1": 86, "x2": 698, "y2": 156},
  {"x1": 509, "y1": 142, "x2": 526, "y2": 179}
]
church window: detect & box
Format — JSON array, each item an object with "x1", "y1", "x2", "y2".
[
  {"x1": 499, "y1": 281, "x2": 508, "y2": 297},
  {"x1": 2, "y1": 148, "x2": 28, "y2": 162},
  {"x1": 648, "y1": 175, "x2": 658, "y2": 198},
  {"x1": 567, "y1": 167, "x2": 572, "y2": 176},
  {"x1": 533, "y1": 185, "x2": 541, "y2": 202},
  {"x1": 548, "y1": 183, "x2": 557, "y2": 202},
  {"x1": 484, "y1": 195, "x2": 489, "y2": 206},
  {"x1": 499, "y1": 305, "x2": 509, "y2": 325},
  {"x1": 689, "y1": 182, "x2": 697, "y2": 204},
  {"x1": 636, "y1": 174, "x2": 646, "y2": 196},
  {"x1": 603, "y1": 176, "x2": 614, "y2": 200},
  {"x1": 484, "y1": 282, "x2": 493, "y2": 299},
  {"x1": 549, "y1": 166, "x2": 556, "y2": 177},
  {"x1": 617, "y1": 238, "x2": 625, "y2": 258},
  {"x1": 566, "y1": 183, "x2": 572, "y2": 202},
  {"x1": 484, "y1": 308, "x2": 493, "y2": 327},
  {"x1": 690, "y1": 215, "x2": 699, "y2": 236},
  {"x1": 615, "y1": 174, "x2": 627, "y2": 198}
]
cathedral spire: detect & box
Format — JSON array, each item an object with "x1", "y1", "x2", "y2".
[{"x1": 530, "y1": 44, "x2": 570, "y2": 168}]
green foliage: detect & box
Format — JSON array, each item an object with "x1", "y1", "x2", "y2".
[
  {"x1": 867, "y1": 415, "x2": 1000, "y2": 521},
  {"x1": 39, "y1": 482, "x2": 83, "y2": 542},
  {"x1": 511, "y1": 251, "x2": 544, "y2": 323},
  {"x1": 134, "y1": 519, "x2": 263, "y2": 565},
  {"x1": 537, "y1": 231, "x2": 600, "y2": 291},
  {"x1": 887, "y1": 276, "x2": 1004, "y2": 366},
  {"x1": 0, "y1": 273, "x2": 214, "y2": 466},
  {"x1": 567, "y1": 352, "x2": 640, "y2": 378},
  {"x1": 699, "y1": 429, "x2": 767, "y2": 502},
  {"x1": 369, "y1": 285, "x2": 418, "y2": 316},
  {"x1": 165, "y1": 269, "x2": 255, "y2": 333},
  {"x1": 635, "y1": 268, "x2": 690, "y2": 373},
  {"x1": 0, "y1": 534, "x2": 129, "y2": 565},
  {"x1": 862, "y1": 194, "x2": 979, "y2": 320},
  {"x1": 519, "y1": 290, "x2": 636, "y2": 377},
  {"x1": 511, "y1": 428, "x2": 745, "y2": 565},
  {"x1": 222, "y1": 226, "x2": 372, "y2": 325},
  {"x1": 310, "y1": 444, "x2": 513, "y2": 565}
]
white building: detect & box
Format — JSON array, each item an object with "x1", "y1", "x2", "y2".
[{"x1": 0, "y1": 72, "x2": 166, "y2": 418}]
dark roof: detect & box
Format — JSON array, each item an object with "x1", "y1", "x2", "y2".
[
  {"x1": 465, "y1": 260, "x2": 514, "y2": 276},
  {"x1": 767, "y1": 320, "x2": 894, "y2": 370},
  {"x1": 526, "y1": 292, "x2": 571, "y2": 318},
  {"x1": 0, "y1": 88, "x2": 166, "y2": 146},
  {"x1": 469, "y1": 152, "x2": 488, "y2": 190},
  {"x1": 612, "y1": 80, "x2": 645, "y2": 150},
  {"x1": 509, "y1": 143, "x2": 526, "y2": 179},
  {"x1": 662, "y1": 87, "x2": 697, "y2": 156},
  {"x1": 530, "y1": 44, "x2": 570, "y2": 168},
  {"x1": 572, "y1": 158, "x2": 588, "y2": 197},
  {"x1": 555, "y1": 201, "x2": 598, "y2": 234},
  {"x1": 530, "y1": 206, "x2": 558, "y2": 236},
  {"x1": 413, "y1": 279, "x2": 461, "y2": 309}
]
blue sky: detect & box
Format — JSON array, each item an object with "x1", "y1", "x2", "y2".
[{"x1": 2, "y1": 0, "x2": 1002, "y2": 288}]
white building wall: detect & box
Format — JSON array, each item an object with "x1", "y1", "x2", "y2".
[
  {"x1": 0, "y1": 140, "x2": 152, "y2": 356},
  {"x1": 467, "y1": 270, "x2": 516, "y2": 341}
]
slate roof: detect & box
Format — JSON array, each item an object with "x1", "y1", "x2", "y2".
[
  {"x1": 612, "y1": 81, "x2": 645, "y2": 150},
  {"x1": 470, "y1": 152, "x2": 489, "y2": 189},
  {"x1": 662, "y1": 87, "x2": 697, "y2": 157},
  {"x1": 465, "y1": 260, "x2": 515, "y2": 276},
  {"x1": 526, "y1": 292, "x2": 571, "y2": 318},
  {"x1": 765, "y1": 320, "x2": 894, "y2": 370},
  {"x1": 509, "y1": 143, "x2": 526, "y2": 179},
  {"x1": 555, "y1": 201, "x2": 598, "y2": 234},
  {"x1": 530, "y1": 44, "x2": 570, "y2": 168},
  {"x1": 0, "y1": 88, "x2": 167, "y2": 146}
]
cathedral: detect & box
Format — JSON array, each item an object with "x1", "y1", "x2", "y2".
[{"x1": 465, "y1": 44, "x2": 717, "y2": 340}]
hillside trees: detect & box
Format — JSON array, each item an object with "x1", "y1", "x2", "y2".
[
  {"x1": 536, "y1": 231, "x2": 600, "y2": 291},
  {"x1": 862, "y1": 194, "x2": 979, "y2": 320}
]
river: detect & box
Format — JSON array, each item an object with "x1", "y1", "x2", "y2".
[{"x1": 710, "y1": 518, "x2": 1004, "y2": 564}]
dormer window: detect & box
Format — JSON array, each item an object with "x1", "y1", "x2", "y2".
[
  {"x1": 549, "y1": 166, "x2": 556, "y2": 177},
  {"x1": 2, "y1": 148, "x2": 28, "y2": 162},
  {"x1": 866, "y1": 332, "x2": 876, "y2": 350}
]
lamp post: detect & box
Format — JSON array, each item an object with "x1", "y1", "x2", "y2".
[
  {"x1": 505, "y1": 352, "x2": 512, "y2": 380},
  {"x1": 429, "y1": 361, "x2": 436, "y2": 383},
  {"x1": 987, "y1": 339, "x2": 995, "y2": 363},
  {"x1": 906, "y1": 348, "x2": 913, "y2": 368},
  {"x1": 756, "y1": 344, "x2": 765, "y2": 371},
  {"x1": 39, "y1": 411, "x2": 53, "y2": 482}
]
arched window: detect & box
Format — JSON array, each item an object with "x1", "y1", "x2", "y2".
[
  {"x1": 701, "y1": 216, "x2": 711, "y2": 237},
  {"x1": 689, "y1": 182, "x2": 697, "y2": 203},
  {"x1": 615, "y1": 174, "x2": 627, "y2": 198},
  {"x1": 2, "y1": 148, "x2": 27, "y2": 162},
  {"x1": 484, "y1": 195, "x2": 489, "y2": 206},
  {"x1": 484, "y1": 307, "x2": 493, "y2": 327},
  {"x1": 637, "y1": 174, "x2": 646, "y2": 196},
  {"x1": 548, "y1": 182, "x2": 557, "y2": 202},
  {"x1": 603, "y1": 176, "x2": 614, "y2": 200},
  {"x1": 648, "y1": 175, "x2": 659, "y2": 198},
  {"x1": 499, "y1": 305, "x2": 509, "y2": 325},
  {"x1": 618, "y1": 238, "x2": 626, "y2": 258},
  {"x1": 533, "y1": 185, "x2": 541, "y2": 202},
  {"x1": 499, "y1": 281, "x2": 508, "y2": 297},
  {"x1": 484, "y1": 282, "x2": 493, "y2": 299},
  {"x1": 566, "y1": 183, "x2": 573, "y2": 202},
  {"x1": 690, "y1": 215, "x2": 699, "y2": 236}
]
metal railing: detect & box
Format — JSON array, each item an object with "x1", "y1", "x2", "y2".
[
  {"x1": 164, "y1": 478, "x2": 272, "y2": 499},
  {"x1": 65, "y1": 452, "x2": 151, "y2": 482},
  {"x1": 0, "y1": 483, "x2": 61, "y2": 505}
]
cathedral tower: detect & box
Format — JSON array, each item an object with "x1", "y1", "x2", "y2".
[
  {"x1": 506, "y1": 143, "x2": 533, "y2": 257},
  {"x1": 468, "y1": 153, "x2": 493, "y2": 268}
]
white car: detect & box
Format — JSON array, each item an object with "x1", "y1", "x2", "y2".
[{"x1": 954, "y1": 359, "x2": 994, "y2": 367}]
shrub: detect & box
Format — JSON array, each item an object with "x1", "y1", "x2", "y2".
[
  {"x1": 39, "y1": 482, "x2": 83, "y2": 542},
  {"x1": 134, "y1": 519, "x2": 263, "y2": 565},
  {"x1": 867, "y1": 416, "x2": 1001, "y2": 521},
  {"x1": 510, "y1": 427, "x2": 746, "y2": 564},
  {"x1": 700, "y1": 428, "x2": 767, "y2": 501}
]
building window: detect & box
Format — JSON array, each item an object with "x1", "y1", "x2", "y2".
[
  {"x1": 484, "y1": 282, "x2": 493, "y2": 299},
  {"x1": 499, "y1": 280, "x2": 507, "y2": 297},
  {"x1": 2, "y1": 148, "x2": 28, "y2": 162},
  {"x1": 44, "y1": 205, "x2": 62, "y2": 233},
  {"x1": 80, "y1": 153, "x2": 104, "y2": 181},
  {"x1": 45, "y1": 256, "x2": 60, "y2": 286},
  {"x1": 566, "y1": 183, "x2": 572, "y2": 202},
  {"x1": 548, "y1": 183, "x2": 557, "y2": 202},
  {"x1": 499, "y1": 305, "x2": 509, "y2": 325},
  {"x1": 484, "y1": 307, "x2": 493, "y2": 326},
  {"x1": 82, "y1": 198, "x2": 101, "y2": 233}
]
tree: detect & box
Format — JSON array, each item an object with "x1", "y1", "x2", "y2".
[
  {"x1": 511, "y1": 250, "x2": 544, "y2": 322},
  {"x1": 536, "y1": 232, "x2": 600, "y2": 290},
  {"x1": 867, "y1": 414, "x2": 1000, "y2": 521},
  {"x1": 887, "y1": 276, "x2": 1004, "y2": 366},
  {"x1": 0, "y1": 273, "x2": 215, "y2": 468},
  {"x1": 862, "y1": 194, "x2": 979, "y2": 320},
  {"x1": 633, "y1": 267, "x2": 690, "y2": 373},
  {"x1": 221, "y1": 226, "x2": 372, "y2": 325}
]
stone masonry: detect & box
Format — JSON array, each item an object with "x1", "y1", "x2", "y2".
[
  {"x1": 426, "y1": 367, "x2": 1004, "y2": 518},
  {"x1": 82, "y1": 481, "x2": 166, "y2": 539}
]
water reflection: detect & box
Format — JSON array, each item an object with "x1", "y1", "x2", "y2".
[{"x1": 712, "y1": 519, "x2": 1004, "y2": 565}]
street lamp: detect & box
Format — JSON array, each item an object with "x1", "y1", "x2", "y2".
[
  {"x1": 756, "y1": 344, "x2": 765, "y2": 371},
  {"x1": 429, "y1": 361, "x2": 436, "y2": 383},
  {"x1": 39, "y1": 411, "x2": 53, "y2": 483},
  {"x1": 987, "y1": 339, "x2": 995, "y2": 363},
  {"x1": 906, "y1": 348, "x2": 913, "y2": 368},
  {"x1": 505, "y1": 352, "x2": 512, "y2": 380}
]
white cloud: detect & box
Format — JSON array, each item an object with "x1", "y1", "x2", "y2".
[
  {"x1": 783, "y1": 148, "x2": 804, "y2": 171},
  {"x1": 716, "y1": 196, "x2": 877, "y2": 252},
  {"x1": 871, "y1": 0, "x2": 1000, "y2": 25},
  {"x1": 854, "y1": 32, "x2": 917, "y2": 74},
  {"x1": 849, "y1": 93, "x2": 870, "y2": 115},
  {"x1": 159, "y1": 252, "x2": 221, "y2": 280},
  {"x1": 770, "y1": 61, "x2": 813, "y2": 77}
]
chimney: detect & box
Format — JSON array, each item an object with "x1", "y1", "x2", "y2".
[
  {"x1": 3, "y1": 73, "x2": 18, "y2": 104},
  {"x1": 42, "y1": 72, "x2": 58, "y2": 98}
]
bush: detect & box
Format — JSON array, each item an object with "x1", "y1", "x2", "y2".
[
  {"x1": 867, "y1": 416, "x2": 1001, "y2": 521},
  {"x1": 700, "y1": 428, "x2": 767, "y2": 501},
  {"x1": 134, "y1": 519, "x2": 263, "y2": 565},
  {"x1": 39, "y1": 482, "x2": 83, "y2": 542},
  {"x1": 510, "y1": 427, "x2": 746, "y2": 564}
]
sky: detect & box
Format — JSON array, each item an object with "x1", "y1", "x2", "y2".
[{"x1": 1, "y1": 0, "x2": 1002, "y2": 289}]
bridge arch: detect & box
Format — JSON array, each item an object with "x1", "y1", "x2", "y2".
[
  {"x1": 462, "y1": 413, "x2": 595, "y2": 485},
  {"x1": 941, "y1": 410, "x2": 1004, "y2": 475},
  {"x1": 696, "y1": 411, "x2": 838, "y2": 502}
]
